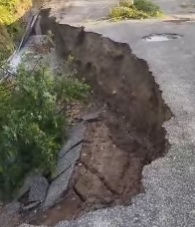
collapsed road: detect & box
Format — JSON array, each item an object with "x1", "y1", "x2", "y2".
[{"x1": 7, "y1": 0, "x2": 195, "y2": 226}]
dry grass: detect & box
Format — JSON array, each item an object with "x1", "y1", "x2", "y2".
[{"x1": 0, "y1": 0, "x2": 32, "y2": 61}]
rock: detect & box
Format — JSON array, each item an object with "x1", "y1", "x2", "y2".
[
  {"x1": 43, "y1": 165, "x2": 74, "y2": 209},
  {"x1": 28, "y1": 176, "x2": 48, "y2": 203},
  {"x1": 54, "y1": 143, "x2": 82, "y2": 178},
  {"x1": 59, "y1": 123, "x2": 86, "y2": 158}
]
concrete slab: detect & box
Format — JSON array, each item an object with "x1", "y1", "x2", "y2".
[
  {"x1": 54, "y1": 143, "x2": 82, "y2": 178},
  {"x1": 28, "y1": 176, "x2": 49, "y2": 203},
  {"x1": 43, "y1": 165, "x2": 74, "y2": 209},
  {"x1": 59, "y1": 123, "x2": 86, "y2": 158}
]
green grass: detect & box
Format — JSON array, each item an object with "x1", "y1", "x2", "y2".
[{"x1": 109, "y1": 0, "x2": 163, "y2": 20}]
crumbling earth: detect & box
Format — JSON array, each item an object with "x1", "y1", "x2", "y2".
[
  {"x1": 24, "y1": 13, "x2": 173, "y2": 225},
  {"x1": 0, "y1": 13, "x2": 173, "y2": 227},
  {"x1": 5, "y1": 0, "x2": 195, "y2": 226}
]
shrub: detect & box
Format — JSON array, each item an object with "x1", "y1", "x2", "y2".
[
  {"x1": 134, "y1": 0, "x2": 161, "y2": 16},
  {"x1": 109, "y1": 0, "x2": 162, "y2": 20},
  {"x1": 0, "y1": 63, "x2": 90, "y2": 200},
  {"x1": 110, "y1": 6, "x2": 149, "y2": 20}
]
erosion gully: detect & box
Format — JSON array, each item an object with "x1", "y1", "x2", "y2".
[{"x1": 21, "y1": 6, "x2": 172, "y2": 226}]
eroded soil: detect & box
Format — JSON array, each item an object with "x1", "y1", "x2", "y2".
[
  {"x1": 3, "y1": 9, "x2": 173, "y2": 226},
  {"x1": 22, "y1": 11, "x2": 174, "y2": 226},
  {"x1": 33, "y1": 96, "x2": 171, "y2": 226},
  {"x1": 32, "y1": 108, "x2": 145, "y2": 226}
]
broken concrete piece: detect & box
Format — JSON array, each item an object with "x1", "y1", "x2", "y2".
[
  {"x1": 34, "y1": 16, "x2": 42, "y2": 35},
  {"x1": 28, "y1": 176, "x2": 48, "y2": 203},
  {"x1": 19, "y1": 224, "x2": 46, "y2": 227},
  {"x1": 22, "y1": 201, "x2": 40, "y2": 211},
  {"x1": 78, "y1": 110, "x2": 101, "y2": 122},
  {"x1": 17, "y1": 174, "x2": 48, "y2": 205},
  {"x1": 43, "y1": 165, "x2": 74, "y2": 209},
  {"x1": 59, "y1": 123, "x2": 86, "y2": 158},
  {"x1": 17, "y1": 174, "x2": 36, "y2": 200},
  {"x1": 54, "y1": 143, "x2": 82, "y2": 178}
]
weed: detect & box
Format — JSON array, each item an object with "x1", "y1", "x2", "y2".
[{"x1": 109, "y1": 0, "x2": 163, "y2": 20}]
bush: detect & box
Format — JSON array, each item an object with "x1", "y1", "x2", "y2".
[
  {"x1": 0, "y1": 63, "x2": 90, "y2": 200},
  {"x1": 110, "y1": 6, "x2": 149, "y2": 20},
  {"x1": 134, "y1": 0, "x2": 161, "y2": 15},
  {"x1": 109, "y1": 0, "x2": 162, "y2": 20}
]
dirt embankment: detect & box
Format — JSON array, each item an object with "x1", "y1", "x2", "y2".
[{"x1": 32, "y1": 9, "x2": 172, "y2": 226}]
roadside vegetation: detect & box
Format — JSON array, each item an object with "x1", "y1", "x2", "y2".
[
  {"x1": 0, "y1": 0, "x2": 90, "y2": 202},
  {"x1": 109, "y1": 0, "x2": 163, "y2": 20},
  {"x1": 0, "y1": 60, "x2": 90, "y2": 200},
  {"x1": 0, "y1": 0, "x2": 32, "y2": 61}
]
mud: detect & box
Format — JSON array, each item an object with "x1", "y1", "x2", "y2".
[{"x1": 31, "y1": 9, "x2": 173, "y2": 226}]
